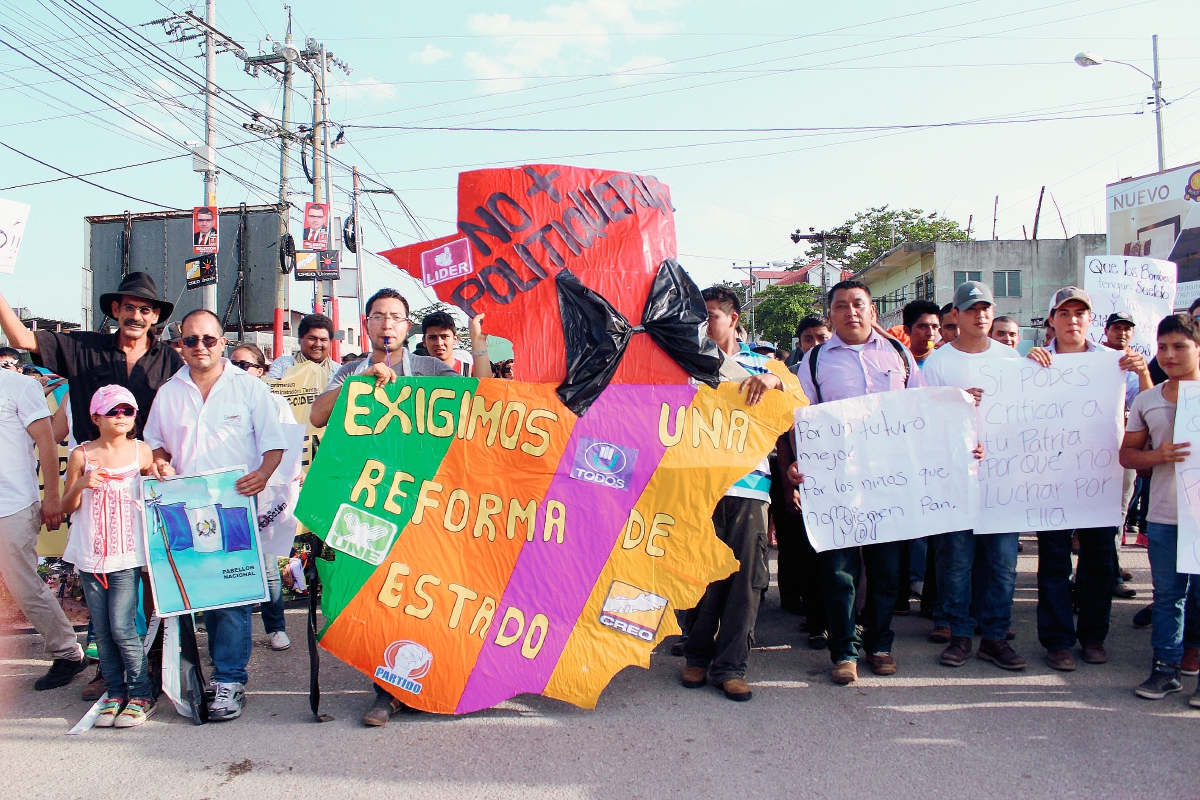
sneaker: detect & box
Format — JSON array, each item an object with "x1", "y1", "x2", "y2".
[
  {"x1": 269, "y1": 631, "x2": 291, "y2": 651},
  {"x1": 114, "y1": 698, "x2": 155, "y2": 728},
  {"x1": 1113, "y1": 583, "x2": 1137, "y2": 599},
  {"x1": 84, "y1": 642, "x2": 99, "y2": 660},
  {"x1": 1134, "y1": 532, "x2": 1149, "y2": 548},
  {"x1": 940, "y1": 636, "x2": 973, "y2": 667},
  {"x1": 1181, "y1": 647, "x2": 1200, "y2": 677},
  {"x1": 363, "y1": 693, "x2": 403, "y2": 727},
  {"x1": 807, "y1": 630, "x2": 829, "y2": 650},
  {"x1": 33, "y1": 656, "x2": 89, "y2": 691},
  {"x1": 93, "y1": 697, "x2": 124, "y2": 728},
  {"x1": 670, "y1": 636, "x2": 687, "y2": 657},
  {"x1": 81, "y1": 668, "x2": 106, "y2": 701},
  {"x1": 1191, "y1": 685, "x2": 1200, "y2": 709},
  {"x1": 1133, "y1": 604, "x2": 1153, "y2": 628},
  {"x1": 1046, "y1": 648, "x2": 1077, "y2": 671},
  {"x1": 978, "y1": 638, "x2": 1027, "y2": 670},
  {"x1": 831, "y1": 660, "x2": 858, "y2": 685},
  {"x1": 894, "y1": 596, "x2": 911, "y2": 616},
  {"x1": 865, "y1": 652, "x2": 897, "y2": 675},
  {"x1": 910, "y1": 581, "x2": 924, "y2": 599},
  {"x1": 1135, "y1": 661, "x2": 1182, "y2": 700},
  {"x1": 929, "y1": 626, "x2": 952, "y2": 644},
  {"x1": 208, "y1": 682, "x2": 245, "y2": 721}
]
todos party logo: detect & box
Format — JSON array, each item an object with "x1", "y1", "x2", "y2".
[
  {"x1": 569, "y1": 437, "x2": 638, "y2": 491},
  {"x1": 374, "y1": 640, "x2": 433, "y2": 695}
]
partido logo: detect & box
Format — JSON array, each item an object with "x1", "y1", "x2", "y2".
[
  {"x1": 599, "y1": 581, "x2": 668, "y2": 642},
  {"x1": 374, "y1": 640, "x2": 433, "y2": 695},
  {"x1": 569, "y1": 437, "x2": 638, "y2": 490}
]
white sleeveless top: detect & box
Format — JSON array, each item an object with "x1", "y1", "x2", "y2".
[{"x1": 62, "y1": 443, "x2": 146, "y2": 574}]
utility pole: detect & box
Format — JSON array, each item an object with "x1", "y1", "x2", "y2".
[
  {"x1": 201, "y1": 0, "x2": 218, "y2": 313},
  {"x1": 992, "y1": 195, "x2": 999, "y2": 240},
  {"x1": 352, "y1": 167, "x2": 365, "y2": 330},
  {"x1": 1152, "y1": 34, "x2": 1165, "y2": 172},
  {"x1": 791, "y1": 228, "x2": 849, "y2": 313},
  {"x1": 274, "y1": 10, "x2": 294, "y2": 358},
  {"x1": 1032, "y1": 186, "x2": 1045, "y2": 241}
]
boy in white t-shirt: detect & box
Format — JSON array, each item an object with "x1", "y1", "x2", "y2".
[
  {"x1": 1121, "y1": 313, "x2": 1200, "y2": 707},
  {"x1": 922, "y1": 281, "x2": 1027, "y2": 670}
]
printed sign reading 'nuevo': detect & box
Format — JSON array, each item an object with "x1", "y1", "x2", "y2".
[
  {"x1": 974, "y1": 350, "x2": 1125, "y2": 534},
  {"x1": 794, "y1": 387, "x2": 979, "y2": 552}
]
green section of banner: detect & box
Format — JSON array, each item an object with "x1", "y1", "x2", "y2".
[{"x1": 295, "y1": 375, "x2": 478, "y2": 630}]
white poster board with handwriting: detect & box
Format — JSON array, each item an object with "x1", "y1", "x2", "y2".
[
  {"x1": 795, "y1": 387, "x2": 978, "y2": 552},
  {"x1": 1084, "y1": 255, "x2": 1176, "y2": 359},
  {"x1": 1172, "y1": 380, "x2": 1200, "y2": 574},
  {"x1": 974, "y1": 350, "x2": 1125, "y2": 534},
  {"x1": 0, "y1": 198, "x2": 30, "y2": 274}
]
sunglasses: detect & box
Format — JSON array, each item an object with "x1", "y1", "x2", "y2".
[
  {"x1": 231, "y1": 360, "x2": 263, "y2": 372},
  {"x1": 103, "y1": 405, "x2": 136, "y2": 418},
  {"x1": 0, "y1": 360, "x2": 20, "y2": 370},
  {"x1": 181, "y1": 335, "x2": 222, "y2": 349}
]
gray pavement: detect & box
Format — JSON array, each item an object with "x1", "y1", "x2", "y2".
[{"x1": 2, "y1": 535, "x2": 1199, "y2": 800}]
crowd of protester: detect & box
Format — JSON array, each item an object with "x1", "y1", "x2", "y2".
[{"x1": 0, "y1": 269, "x2": 1198, "y2": 731}]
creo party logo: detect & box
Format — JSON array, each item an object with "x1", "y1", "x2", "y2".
[
  {"x1": 374, "y1": 640, "x2": 433, "y2": 695},
  {"x1": 570, "y1": 436, "x2": 638, "y2": 491}
]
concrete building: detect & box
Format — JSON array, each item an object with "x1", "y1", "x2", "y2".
[{"x1": 855, "y1": 235, "x2": 1106, "y2": 343}]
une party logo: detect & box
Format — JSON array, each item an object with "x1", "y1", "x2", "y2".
[
  {"x1": 421, "y1": 238, "x2": 473, "y2": 287},
  {"x1": 570, "y1": 436, "x2": 638, "y2": 491},
  {"x1": 326, "y1": 504, "x2": 398, "y2": 566},
  {"x1": 375, "y1": 640, "x2": 433, "y2": 695}
]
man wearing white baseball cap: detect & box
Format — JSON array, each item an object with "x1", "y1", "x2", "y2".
[{"x1": 1026, "y1": 286, "x2": 1151, "y2": 671}]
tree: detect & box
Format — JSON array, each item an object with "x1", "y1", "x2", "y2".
[
  {"x1": 750, "y1": 282, "x2": 823, "y2": 347},
  {"x1": 803, "y1": 206, "x2": 970, "y2": 275}
]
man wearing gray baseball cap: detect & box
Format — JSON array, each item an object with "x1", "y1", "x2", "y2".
[
  {"x1": 922, "y1": 281, "x2": 1025, "y2": 669},
  {"x1": 1026, "y1": 286, "x2": 1152, "y2": 671}
]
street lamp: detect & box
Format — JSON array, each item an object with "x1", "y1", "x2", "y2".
[{"x1": 1074, "y1": 35, "x2": 1165, "y2": 171}]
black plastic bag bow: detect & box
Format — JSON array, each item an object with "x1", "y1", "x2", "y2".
[{"x1": 556, "y1": 258, "x2": 721, "y2": 415}]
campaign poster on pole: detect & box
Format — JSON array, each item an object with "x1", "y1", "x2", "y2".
[
  {"x1": 302, "y1": 202, "x2": 330, "y2": 250},
  {"x1": 974, "y1": 350, "x2": 1125, "y2": 534},
  {"x1": 1107, "y1": 161, "x2": 1200, "y2": 310},
  {"x1": 0, "y1": 197, "x2": 31, "y2": 273},
  {"x1": 141, "y1": 467, "x2": 269, "y2": 616},
  {"x1": 184, "y1": 254, "x2": 217, "y2": 290},
  {"x1": 793, "y1": 387, "x2": 978, "y2": 552},
  {"x1": 192, "y1": 205, "x2": 218, "y2": 255},
  {"x1": 1172, "y1": 380, "x2": 1200, "y2": 574},
  {"x1": 1083, "y1": 255, "x2": 1176, "y2": 357},
  {"x1": 293, "y1": 250, "x2": 340, "y2": 281}
]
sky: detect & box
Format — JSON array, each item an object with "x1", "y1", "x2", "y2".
[{"x1": 0, "y1": 0, "x2": 1198, "y2": 324}]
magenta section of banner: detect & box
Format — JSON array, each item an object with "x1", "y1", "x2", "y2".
[{"x1": 455, "y1": 383, "x2": 695, "y2": 714}]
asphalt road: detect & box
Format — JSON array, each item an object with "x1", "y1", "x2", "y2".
[{"x1": 3, "y1": 535, "x2": 1198, "y2": 800}]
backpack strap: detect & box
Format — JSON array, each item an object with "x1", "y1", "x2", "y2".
[
  {"x1": 807, "y1": 343, "x2": 824, "y2": 404},
  {"x1": 883, "y1": 336, "x2": 912, "y2": 387}
]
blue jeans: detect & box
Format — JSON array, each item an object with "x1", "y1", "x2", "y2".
[
  {"x1": 1146, "y1": 523, "x2": 1191, "y2": 665},
  {"x1": 260, "y1": 557, "x2": 286, "y2": 634},
  {"x1": 1036, "y1": 527, "x2": 1114, "y2": 650},
  {"x1": 204, "y1": 605, "x2": 253, "y2": 685},
  {"x1": 909, "y1": 537, "x2": 928, "y2": 584},
  {"x1": 934, "y1": 530, "x2": 1018, "y2": 640},
  {"x1": 818, "y1": 541, "x2": 902, "y2": 663},
  {"x1": 79, "y1": 568, "x2": 151, "y2": 700}
]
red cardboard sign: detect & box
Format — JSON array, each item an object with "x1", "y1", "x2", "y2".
[{"x1": 382, "y1": 165, "x2": 680, "y2": 386}]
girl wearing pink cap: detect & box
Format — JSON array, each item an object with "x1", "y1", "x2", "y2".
[{"x1": 62, "y1": 384, "x2": 170, "y2": 728}]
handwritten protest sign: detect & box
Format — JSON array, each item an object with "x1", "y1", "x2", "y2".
[
  {"x1": 1172, "y1": 381, "x2": 1200, "y2": 574},
  {"x1": 974, "y1": 350, "x2": 1125, "y2": 534},
  {"x1": 267, "y1": 358, "x2": 330, "y2": 472},
  {"x1": 1084, "y1": 255, "x2": 1176, "y2": 358},
  {"x1": 0, "y1": 197, "x2": 31, "y2": 273},
  {"x1": 794, "y1": 387, "x2": 978, "y2": 552},
  {"x1": 141, "y1": 467, "x2": 269, "y2": 615}
]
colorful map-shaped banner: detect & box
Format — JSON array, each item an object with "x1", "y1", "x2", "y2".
[{"x1": 295, "y1": 369, "x2": 802, "y2": 713}]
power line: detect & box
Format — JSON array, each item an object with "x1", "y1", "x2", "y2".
[{"x1": 0, "y1": 139, "x2": 180, "y2": 208}]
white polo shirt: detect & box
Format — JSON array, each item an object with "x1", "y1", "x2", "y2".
[
  {"x1": 0, "y1": 370, "x2": 52, "y2": 516},
  {"x1": 144, "y1": 360, "x2": 289, "y2": 476}
]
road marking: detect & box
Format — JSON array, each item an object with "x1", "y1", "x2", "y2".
[
  {"x1": 855, "y1": 675, "x2": 1068, "y2": 688},
  {"x1": 749, "y1": 680, "x2": 809, "y2": 688},
  {"x1": 871, "y1": 700, "x2": 1114, "y2": 713},
  {"x1": 893, "y1": 738, "x2": 965, "y2": 745}
]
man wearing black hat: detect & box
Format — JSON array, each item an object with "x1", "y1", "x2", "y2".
[{"x1": 0, "y1": 271, "x2": 183, "y2": 443}]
